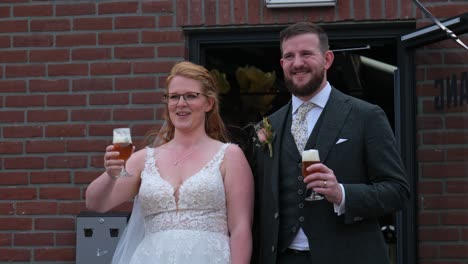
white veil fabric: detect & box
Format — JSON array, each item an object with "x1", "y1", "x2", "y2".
[
  {"x1": 111, "y1": 195, "x2": 144, "y2": 264},
  {"x1": 111, "y1": 121, "x2": 167, "y2": 264}
]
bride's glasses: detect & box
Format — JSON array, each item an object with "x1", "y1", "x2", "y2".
[{"x1": 163, "y1": 92, "x2": 207, "y2": 106}]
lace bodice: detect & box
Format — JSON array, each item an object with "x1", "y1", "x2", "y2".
[{"x1": 139, "y1": 144, "x2": 229, "y2": 235}]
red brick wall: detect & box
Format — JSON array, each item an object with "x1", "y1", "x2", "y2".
[
  {"x1": 415, "y1": 35, "x2": 468, "y2": 263},
  {"x1": 0, "y1": 0, "x2": 466, "y2": 262}
]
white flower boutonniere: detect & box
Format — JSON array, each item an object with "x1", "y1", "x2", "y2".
[{"x1": 253, "y1": 117, "x2": 274, "y2": 157}]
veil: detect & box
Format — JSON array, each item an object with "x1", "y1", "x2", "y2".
[
  {"x1": 111, "y1": 121, "x2": 168, "y2": 264},
  {"x1": 111, "y1": 195, "x2": 144, "y2": 264}
]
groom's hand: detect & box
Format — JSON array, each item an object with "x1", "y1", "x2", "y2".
[{"x1": 303, "y1": 163, "x2": 343, "y2": 205}]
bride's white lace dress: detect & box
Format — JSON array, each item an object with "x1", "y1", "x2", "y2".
[{"x1": 129, "y1": 143, "x2": 231, "y2": 264}]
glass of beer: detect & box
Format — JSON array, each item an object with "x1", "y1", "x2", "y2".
[
  {"x1": 302, "y1": 149, "x2": 324, "y2": 201},
  {"x1": 113, "y1": 128, "x2": 133, "y2": 177}
]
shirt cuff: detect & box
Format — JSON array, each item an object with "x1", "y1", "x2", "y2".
[{"x1": 333, "y1": 184, "x2": 346, "y2": 216}]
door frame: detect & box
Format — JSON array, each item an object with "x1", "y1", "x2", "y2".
[{"x1": 396, "y1": 12, "x2": 468, "y2": 264}]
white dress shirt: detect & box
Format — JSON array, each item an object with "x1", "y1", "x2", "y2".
[{"x1": 289, "y1": 82, "x2": 346, "y2": 251}]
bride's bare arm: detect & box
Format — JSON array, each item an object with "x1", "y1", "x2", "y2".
[
  {"x1": 223, "y1": 144, "x2": 254, "y2": 264},
  {"x1": 85, "y1": 145, "x2": 143, "y2": 213}
]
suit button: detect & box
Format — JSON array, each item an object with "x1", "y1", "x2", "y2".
[
  {"x1": 298, "y1": 189, "x2": 303, "y2": 195},
  {"x1": 274, "y1": 212, "x2": 279, "y2": 219},
  {"x1": 353, "y1": 216, "x2": 363, "y2": 221},
  {"x1": 297, "y1": 176, "x2": 303, "y2": 181},
  {"x1": 298, "y1": 203, "x2": 304, "y2": 208},
  {"x1": 299, "y1": 216, "x2": 305, "y2": 222},
  {"x1": 292, "y1": 227, "x2": 297, "y2": 232}
]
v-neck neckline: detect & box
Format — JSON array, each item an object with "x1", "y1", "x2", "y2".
[{"x1": 150, "y1": 144, "x2": 226, "y2": 210}]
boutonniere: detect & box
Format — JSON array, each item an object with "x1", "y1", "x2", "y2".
[{"x1": 253, "y1": 117, "x2": 274, "y2": 157}]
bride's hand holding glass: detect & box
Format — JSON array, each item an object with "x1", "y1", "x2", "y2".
[{"x1": 106, "y1": 128, "x2": 134, "y2": 178}]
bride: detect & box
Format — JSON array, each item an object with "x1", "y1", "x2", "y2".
[{"x1": 85, "y1": 61, "x2": 254, "y2": 264}]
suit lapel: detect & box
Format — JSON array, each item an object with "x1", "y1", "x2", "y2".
[
  {"x1": 263, "y1": 88, "x2": 352, "y2": 200},
  {"x1": 305, "y1": 88, "x2": 352, "y2": 162}
]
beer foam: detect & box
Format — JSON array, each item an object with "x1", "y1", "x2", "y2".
[
  {"x1": 113, "y1": 128, "x2": 132, "y2": 144},
  {"x1": 113, "y1": 135, "x2": 132, "y2": 144},
  {"x1": 302, "y1": 149, "x2": 320, "y2": 161}
]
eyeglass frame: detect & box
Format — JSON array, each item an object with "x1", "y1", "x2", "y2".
[{"x1": 162, "y1": 92, "x2": 208, "y2": 105}]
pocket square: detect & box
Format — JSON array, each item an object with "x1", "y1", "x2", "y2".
[{"x1": 336, "y1": 138, "x2": 348, "y2": 144}]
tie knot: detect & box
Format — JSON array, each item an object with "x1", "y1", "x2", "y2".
[{"x1": 296, "y1": 102, "x2": 314, "y2": 120}]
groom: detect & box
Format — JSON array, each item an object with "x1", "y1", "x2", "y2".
[{"x1": 251, "y1": 22, "x2": 410, "y2": 264}]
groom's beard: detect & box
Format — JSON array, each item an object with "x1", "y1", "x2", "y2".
[{"x1": 285, "y1": 67, "x2": 325, "y2": 97}]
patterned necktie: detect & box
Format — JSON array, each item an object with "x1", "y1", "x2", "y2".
[{"x1": 291, "y1": 102, "x2": 315, "y2": 152}]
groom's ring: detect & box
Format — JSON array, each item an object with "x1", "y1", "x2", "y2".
[{"x1": 323, "y1": 181, "x2": 327, "y2": 188}]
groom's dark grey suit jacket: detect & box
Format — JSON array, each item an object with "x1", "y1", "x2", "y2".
[{"x1": 251, "y1": 87, "x2": 410, "y2": 264}]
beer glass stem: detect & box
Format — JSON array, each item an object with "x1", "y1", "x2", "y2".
[
  {"x1": 120, "y1": 166, "x2": 131, "y2": 177},
  {"x1": 305, "y1": 189, "x2": 324, "y2": 201}
]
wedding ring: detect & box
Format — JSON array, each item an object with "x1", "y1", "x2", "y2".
[{"x1": 323, "y1": 181, "x2": 327, "y2": 188}]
